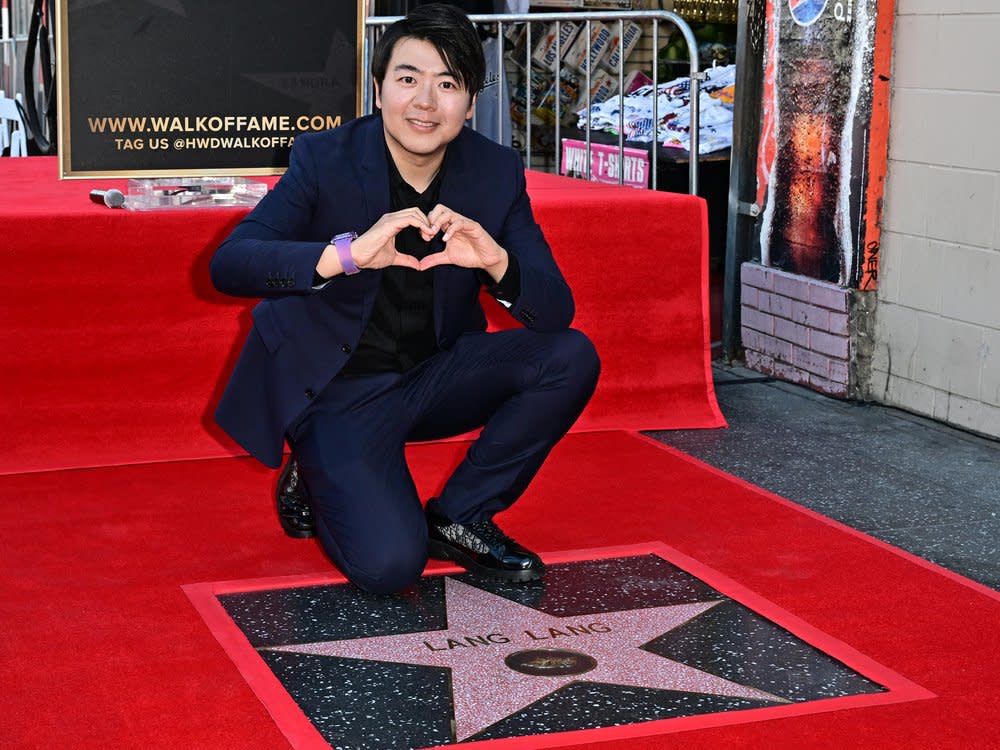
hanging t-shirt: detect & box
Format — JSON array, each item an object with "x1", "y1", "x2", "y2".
[{"x1": 473, "y1": 35, "x2": 513, "y2": 147}]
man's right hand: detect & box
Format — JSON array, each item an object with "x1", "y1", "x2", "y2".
[{"x1": 316, "y1": 208, "x2": 433, "y2": 278}]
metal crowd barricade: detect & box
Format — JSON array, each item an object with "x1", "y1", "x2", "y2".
[{"x1": 364, "y1": 11, "x2": 702, "y2": 195}]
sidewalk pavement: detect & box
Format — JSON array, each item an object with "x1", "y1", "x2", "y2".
[{"x1": 647, "y1": 363, "x2": 1000, "y2": 591}]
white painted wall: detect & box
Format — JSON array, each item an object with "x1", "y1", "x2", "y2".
[{"x1": 874, "y1": 0, "x2": 1000, "y2": 437}]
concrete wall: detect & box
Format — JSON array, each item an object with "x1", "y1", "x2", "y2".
[{"x1": 875, "y1": 0, "x2": 1000, "y2": 437}]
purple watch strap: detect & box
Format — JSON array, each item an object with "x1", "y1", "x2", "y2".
[{"x1": 334, "y1": 232, "x2": 359, "y2": 275}]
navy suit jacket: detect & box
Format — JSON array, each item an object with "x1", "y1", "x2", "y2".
[{"x1": 210, "y1": 114, "x2": 575, "y2": 468}]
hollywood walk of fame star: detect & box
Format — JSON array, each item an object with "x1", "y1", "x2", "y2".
[
  {"x1": 76, "y1": 0, "x2": 354, "y2": 111},
  {"x1": 265, "y1": 577, "x2": 789, "y2": 742},
  {"x1": 242, "y1": 28, "x2": 357, "y2": 111}
]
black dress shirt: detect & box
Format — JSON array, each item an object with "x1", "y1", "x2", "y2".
[{"x1": 338, "y1": 149, "x2": 521, "y2": 377}]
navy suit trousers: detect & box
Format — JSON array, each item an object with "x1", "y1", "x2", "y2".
[{"x1": 287, "y1": 328, "x2": 600, "y2": 593}]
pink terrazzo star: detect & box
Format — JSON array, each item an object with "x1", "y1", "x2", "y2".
[{"x1": 268, "y1": 577, "x2": 788, "y2": 741}]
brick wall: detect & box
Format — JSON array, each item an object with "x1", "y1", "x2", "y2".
[
  {"x1": 741, "y1": 263, "x2": 852, "y2": 397},
  {"x1": 875, "y1": 1, "x2": 1000, "y2": 437}
]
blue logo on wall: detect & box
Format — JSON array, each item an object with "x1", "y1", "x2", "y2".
[{"x1": 789, "y1": 0, "x2": 828, "y2": 27}]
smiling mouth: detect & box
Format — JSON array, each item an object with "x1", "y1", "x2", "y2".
[{"x1": 408, "y1": 118, "x2": 438, "y2": 129}]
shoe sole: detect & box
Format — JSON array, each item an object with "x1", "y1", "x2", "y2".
[
  {"x1": 427, "y1": 539, "x2": 544, "y2": 582},
  {"x1": 281, "y1": 525, "x2": 315, "y2": 540}
]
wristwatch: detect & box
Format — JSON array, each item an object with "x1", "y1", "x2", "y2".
[{"x1": 332, "y1": 231, "x2": 360, "y2": 275}]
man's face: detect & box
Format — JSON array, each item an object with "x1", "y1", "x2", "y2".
[{"x1": 375, "y1": 36, "x2": 475, "y2": 166}]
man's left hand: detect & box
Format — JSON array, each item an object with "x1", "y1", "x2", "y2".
[{"x1": 420, "y1": 205, "x2": 509, "y2": 283}]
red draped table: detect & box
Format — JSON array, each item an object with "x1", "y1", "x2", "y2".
[{"x1": 0, "y1": 157, "x2": 722, "y2": 474}]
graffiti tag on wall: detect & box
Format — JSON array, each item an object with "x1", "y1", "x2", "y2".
[{"x1": 756, "y1": 0, "x2": 893, "y2": 290}]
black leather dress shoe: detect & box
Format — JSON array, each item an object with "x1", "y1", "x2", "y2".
[
  {"x1": 276, "y1": 457, "x2": 315, "y2": 539},
  {"x1": 425, "y1": 499, "x2": 545, "y2": 582}
]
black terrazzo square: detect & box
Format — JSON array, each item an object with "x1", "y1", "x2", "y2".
[{"x1": 187, "y1": 547, "x2": 928, "y2": 749}]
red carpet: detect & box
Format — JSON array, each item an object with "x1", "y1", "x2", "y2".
[
  {"x1": 3, "y1": 431, "x2": 999, "y2": 749},
  {"x1": 0, "y1": 158, "x2": 721, "y2": 475}
]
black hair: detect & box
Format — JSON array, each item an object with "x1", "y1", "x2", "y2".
[{"x1": 371, "y1": 3, "x2": 486, "y2": 97}]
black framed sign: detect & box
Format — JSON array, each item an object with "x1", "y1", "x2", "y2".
[{"x1": 57, "y1": 0, "x2": 364, "y2": 178}]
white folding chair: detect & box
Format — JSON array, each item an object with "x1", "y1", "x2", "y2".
[{"x1": 0, "y1": 91, "x2": 28, "y2": 157}]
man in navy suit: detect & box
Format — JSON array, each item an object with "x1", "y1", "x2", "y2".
[{"x1": 210, "y1": 4, "x2": 599, "y2": 593}]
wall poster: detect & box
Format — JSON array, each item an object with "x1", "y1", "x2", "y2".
[
  {"x1": 754, "y1": 0, "x2": 894, "y2": 290},
  {"x1": 57, "y1": 0, "x2": 364, "y2": 178}
]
